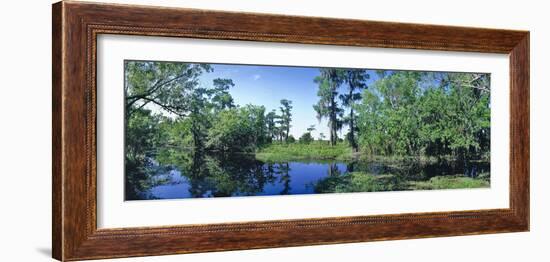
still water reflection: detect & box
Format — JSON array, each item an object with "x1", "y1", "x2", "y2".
[{"x1": 125, "y1": 151, "x2": 489, "y2": 200}]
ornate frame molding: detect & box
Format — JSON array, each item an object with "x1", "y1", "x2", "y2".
[{"x1": 53, "y1": 1, "x2": 529, "y2": 261}]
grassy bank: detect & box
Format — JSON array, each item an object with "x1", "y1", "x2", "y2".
[
  {"x1": 255, "y1": 142, "x2": 353, "y2": 162},
  {"x1": 315, "y1": 172, "x2": 400, "y2": 193},
  {"x1": 409, "y1": 175, "x2": 489, "y2": 190},
  {"x1": 255, "y1": 142, "x2": 444, "y2": 163},
  {"x1": 315, "y1": 172, "x2": 489, "y2": 194}
]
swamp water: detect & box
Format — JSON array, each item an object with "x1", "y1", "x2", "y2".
[{"x1": 126, "y1": 151, "x2": 490, "y2": 200}]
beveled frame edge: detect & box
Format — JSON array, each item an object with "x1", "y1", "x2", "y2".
[{"x1": 52, "y1": 1, "x2": 529, "y2": 261}]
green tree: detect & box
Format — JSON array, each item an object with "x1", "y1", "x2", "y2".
[
  {"x1": 188, "y1": 87, "x2": 212, "y2": 150},
  {"x1": 299, "y1": 132, "x2": 314, "y2": 144},
  {"x1": 124, "y1": 61, "x2": 214, "y2": 198},
  {"x1": 341, "y1": 69, "x2": 369, "y2": 152},
  {"x1": 124, "y1": 108, "x2": 167, "y2": 199},
  {"x1": 357, "y1": 72, "x2": 423, "y2": 155},
  {"x1": 356, "y1": 88, "x2": 385, "y2": 155},
  {"x1": 279, "y1": 99, "x2": 293, "y2": 142},
  {"x1": 124, "y1": 61, "x2": 212, "y2": 118},
  {"x1": 356, "y1": 71, "x2": 490, "y2": 160},
  {"x1": 274, "y1": 114, "x2": 285, "y2": 142},
  {"x1": 434, "y1": 72, "x2": 490, "y2": 159},
  {"x1": 287, "y1": 135, "x2": 296, "y2": 143},
  {"x1": 313, "y1": 69, "x2": 345, "y2": 146},
  {"x1": 124, "y1": 61, "x2": 222, "y2": 152},
  {"x1": 210, "y1": 78, "x2": 235, "y2": 111},
  {"x1": 206, "y1": 106, "x2": 268, "y2": 152},
  {"x1": 245, "y1": 104, "x2": 268, "y2": 146},
  {"x1": 206, "y1": 108, "x2": 254, "y2": 152},
  {"x1": 265, "y1": 110, "x2": 278, "y2": 143},
  {"x1": 299, "y1": 125, "x2": 316, "y2": 144}
]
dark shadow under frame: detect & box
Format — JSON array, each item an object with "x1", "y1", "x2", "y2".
[{"x1": 52, "y1": 1, "x2": 529, "y2": 261}]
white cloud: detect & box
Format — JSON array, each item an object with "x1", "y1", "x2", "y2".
[{"x1": 252, "y1": 74, "x2": 261, "y2": 80}]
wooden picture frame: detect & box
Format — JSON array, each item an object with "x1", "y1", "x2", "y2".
[{"x1": 52, "y1": 1, "x2": 529, "y2": 261}]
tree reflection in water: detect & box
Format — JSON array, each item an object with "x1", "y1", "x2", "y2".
[{"x1": 125, "y1": 149, "x2": 490, "y2": 200}]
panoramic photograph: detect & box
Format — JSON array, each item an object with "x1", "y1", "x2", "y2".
[{"x1": 124, "y1": 60, "x2": 491, "y2": 200}]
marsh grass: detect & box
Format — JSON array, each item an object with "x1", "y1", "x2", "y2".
[
  {"x1": 315, "y1": 172, "x2": 401, "y2": 193},
  {"x1": 409, "y1": 175, "x2": 490, "y2": 190},
  {"x1": 255, "y1": 143, "x2": 490, "y2": 194},
  {"x1": 255, "y1": 142, "x2": 448, "y2": 165},
  {"x1": 315, "y1": 171, "x2": 489, "y2": 194},
  {"x1": 256, "y1": 142, "x2": 353, "y2": 162}
]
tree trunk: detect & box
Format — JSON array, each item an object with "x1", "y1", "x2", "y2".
[
  {"x1": 330, "y1": 93, "x2": 337, "y2": 146},
  {"x1": 285, "y1": 125, "x2": 289, "y2": 142},
  {"x1": 348, "y1": 84, "x2": 359, "y2": 153},
  {"x1": 350, "y1": 107, "x2": 358, "y2": 152}
]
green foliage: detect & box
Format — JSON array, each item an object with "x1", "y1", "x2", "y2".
[
  {"x1": 159, "y1": 118, "x2": 193, "y2": 148},
  {"x1": 357, "y1": 72, "x2": 422, "y2": 155},
  {"x1": 211, "y1": 78, "x2": 235, "y2": 110},
  {"x1": 287, "y1": 135, "x2": 296, "y2": 143},
  {"x1": 315, "y1": 172, "x2": 488, "y2": 194},
  {"x1": 340, "y1": 69, "x2": 369, "y2": 151},
  {"x1": 313, "y1": 68, "x2": 372, "y2": 149},
  {"x1": 246, "y1": 104, "x2": 268, "y2": 146},
  {"x1": 125, "y1": 61, "x2": 212, "y2": 117},
  {"x1": 265, "y1": 110, "x2": 278, "y2": 142},
  {"x1": 313, "y1": 69, "x2": 345, "y2": 146},
  {"x1": 125, "y1": 61, "x2": 291, "y2": 155},
  {"x1": 299, "y1": 125, "x2": 316, "y2": 144},
  {"x1": 299, "y1": 132, "x2": 314, "y2": 144},
  {"x1": 256, "y1": 142, "x2": 352, "y2": 162},
  {"x1": 124, "y1": 61, "x2": 491, "y2": 198},
  {"x1": 409, "y1": 175, "x2": 489, "y2": 190},
  {"x1": 315, "y1": 172, "x2": 401, "y2": 193},
  {"x1": 125, "y1": 108, "x2": 166, "y2": 162},
  {"x1": 124, "y1": 108, "x2": 168, "y2": 199},
  {"x1": 206, "y1": 106, "x2": 266, "y2": 152},
  {"x1": 356, "y1": 71, "x2": 490, "y2": 160},
  {"x1": 278, "y1": 99, "x2": 293, "y2": 142},
  {"x1": 157, "y1": 151, "x2": 278, "y2": 198}
]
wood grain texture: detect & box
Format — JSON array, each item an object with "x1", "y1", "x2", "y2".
[
  {"x1": 52, "y1": 2, "x2": 63, "y2": 260},
  {"x1": 52, "y1": 1, "x2": 530, "y2": 261},
  {"x1": 509, "y1": 35, "x2": 530, "y2": 227}
]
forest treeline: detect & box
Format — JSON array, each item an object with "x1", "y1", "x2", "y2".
[{"x1": 125, "y1": 61, "x2": 490, "y2": 170}]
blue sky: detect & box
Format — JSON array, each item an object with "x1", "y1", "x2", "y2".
[{"x1": 196, "y1": 63, "x2": 379, "y2": 139}]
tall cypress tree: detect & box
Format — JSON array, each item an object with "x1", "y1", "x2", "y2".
[
  {"x1": 313, "y1": 69, "x2": 345, "y2": 146},
  {"x1": 341, "y1": 69, "x2": 369, "y2": 152}
]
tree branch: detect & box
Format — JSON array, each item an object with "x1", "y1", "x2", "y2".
[
  {"x1": 140, "y1": 97, "x2": 188, "y2": 117},
  {"x1": 126, "y1": 72, "x2": 191, "y2": 101}
]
